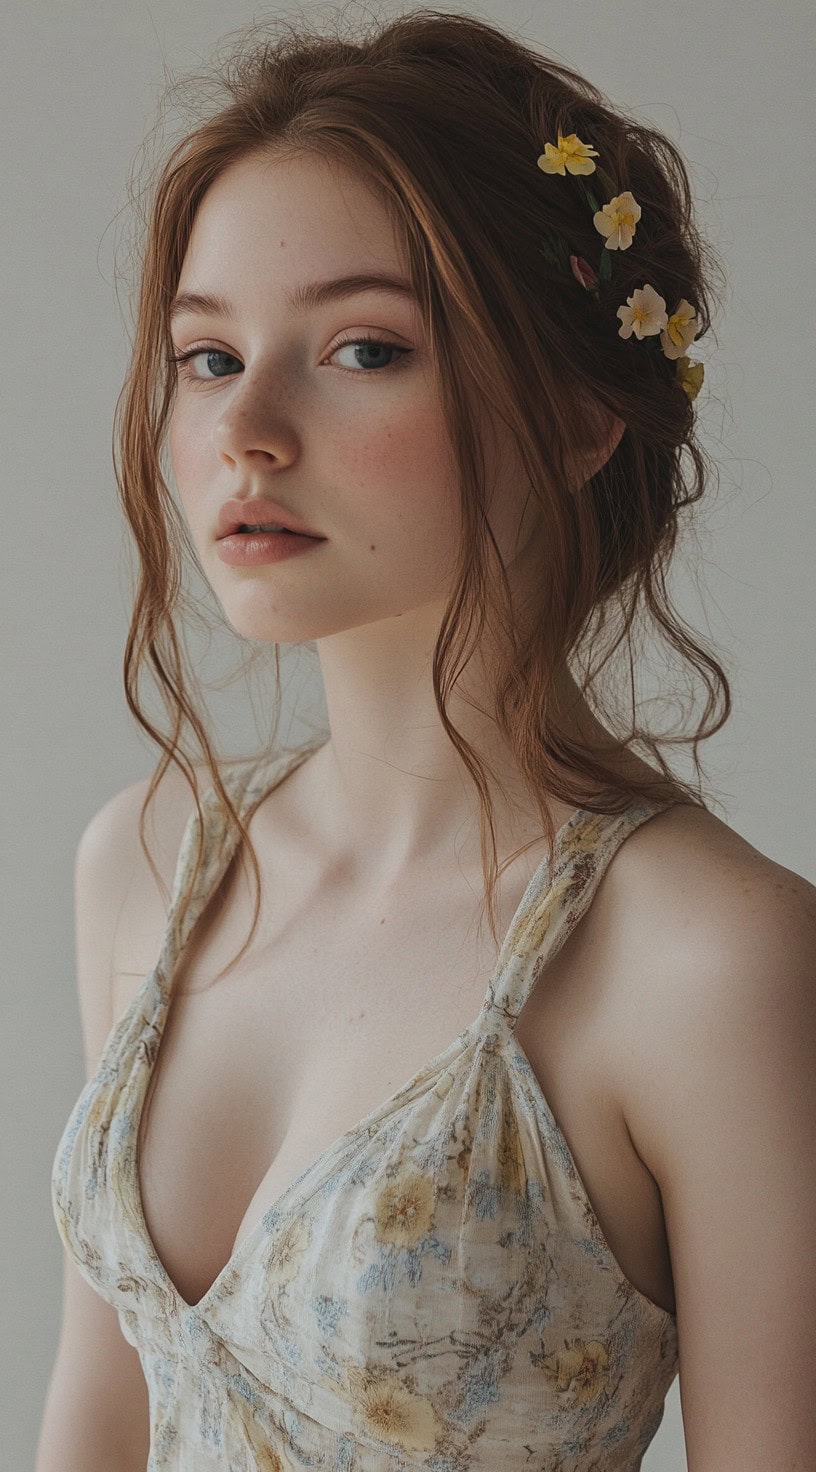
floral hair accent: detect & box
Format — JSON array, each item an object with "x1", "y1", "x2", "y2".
[{"x1": 536, "y1": 131, "x2": 705, "y2": 403}]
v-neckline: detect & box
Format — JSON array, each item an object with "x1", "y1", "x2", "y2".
[{"x1": 129, "y1": 751, "x2": 604, "y2": 1318}]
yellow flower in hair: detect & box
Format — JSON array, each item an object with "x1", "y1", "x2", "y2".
[
  {"x1": 660, "y1": 298, "x2": 700, "y2": 360},
  {"x1": 616, "y1": 283, "x2": 669, "y2": 340},
  {"x1": 537, "y1": 131, "x2": 599, "y2": 176},
  {"x1": 675, "y1": 355, "x2": 705, "y2": 402},
  {"x1": 593, "y1": 191, "x2": 641, "y2": 250}
]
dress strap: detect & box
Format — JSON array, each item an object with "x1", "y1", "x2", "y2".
[
  {"x1": 153, "y1": 741, "x2": 325, "y2": 990},
  {"x1": 484, "y1": 800, "x2": 673, "y2": 1032}
]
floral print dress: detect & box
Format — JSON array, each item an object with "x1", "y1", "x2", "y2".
[{"x1": 52, "y1": 740, "x2": 680, "y2": 1470}]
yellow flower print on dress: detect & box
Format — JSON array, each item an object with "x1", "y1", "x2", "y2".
[
  {"x1": 535, "y1": 1337, "x2": 611, "y2": 1408},
  {"x1": 346, "y1": 1363, "x2": 446, "y2": 1452},
  {"x1": 263, "y1": 1213, "x2": 310, "y2": 1290},
  {"x1": 374, "y1": 1168, "x2": 436, "y2": 1247}
]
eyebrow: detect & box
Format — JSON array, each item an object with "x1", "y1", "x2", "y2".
[{"x1": 168, "y1": 271, "x2": 415, "y2": 324}]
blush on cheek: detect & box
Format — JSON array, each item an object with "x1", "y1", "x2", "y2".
[
  {"x1": 167, "y1": 419, "x2": 208, "y2": 518},
  {"x1": 342, "y1": 406, "x2": 453, "y2": 520}
]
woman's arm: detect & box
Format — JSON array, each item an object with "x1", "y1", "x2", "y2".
[
  {"x1": 36, "y1": 795, "x2": 154, "y2": 1472},
  {"x1": 619, "y1": 856, "x2": 816, "y2": 1470},
  {"x1": 35, "y1": 1253, "x2": 150, "y2": 1472}
]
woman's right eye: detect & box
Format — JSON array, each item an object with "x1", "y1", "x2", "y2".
[{"x1": 169, "y1": 347, "x2": 241, "y2": 383}]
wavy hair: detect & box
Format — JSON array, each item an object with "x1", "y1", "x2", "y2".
[{"x1": 114, "y1": 4, "x2": 731, "y2": 996}]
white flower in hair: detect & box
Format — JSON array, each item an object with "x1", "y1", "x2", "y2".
[
  {"x1": 593, "y1": 190, "x2": 642, "y2": 251},
  {"x1": 616, "y1": 283, "x2": 669, "y2": 340}
]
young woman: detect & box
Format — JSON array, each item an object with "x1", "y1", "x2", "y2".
[{"x1": 39, "y1": 10, "x2": 815, "y2": 1471}]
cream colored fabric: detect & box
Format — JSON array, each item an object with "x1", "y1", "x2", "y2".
[{"x1": 52, "y1": 741, "x2": 679, "y2": 1470}]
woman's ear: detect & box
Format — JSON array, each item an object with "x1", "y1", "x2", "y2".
[{"x1": 567, "y1": 399, "x2": 626, "y2": 490}]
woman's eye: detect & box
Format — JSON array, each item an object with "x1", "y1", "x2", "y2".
[
  {"x1": 170, "y1": 348, "x2": 241, "y2": 382},
  {"x1": 329, "y1": 335, "x2": 411, "y2": 373},
  {"x1": 169, "y1": 335, "x2": 411, "y2": 384}
]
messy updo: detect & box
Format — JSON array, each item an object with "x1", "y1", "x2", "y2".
[{"x1": 115, "y1": 5, "x2": 730, "y2": 980}]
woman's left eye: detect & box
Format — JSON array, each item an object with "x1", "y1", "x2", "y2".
[
  {"x1": 169, "y1": 334, "x2": 411, "y2": 384},
  {"x1": 330, "y1": 335, "x2": 411, "y2": 373}
]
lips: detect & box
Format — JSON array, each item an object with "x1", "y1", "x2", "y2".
[{"x1": 217, "y1": 497, "x2": 324, "y2": 540}]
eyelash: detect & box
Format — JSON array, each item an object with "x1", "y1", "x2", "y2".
[{"x1": 167, "y1": 333, "x2": 411, "y2": 385}]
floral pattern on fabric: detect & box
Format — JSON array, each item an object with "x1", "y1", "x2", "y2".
[{"x1": 52, "y1": 740, "x2": 679, "y2": 1469}]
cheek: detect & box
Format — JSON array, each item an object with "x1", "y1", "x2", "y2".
[
  {"x1": 166, "y1": 377, "x2": 463, "y2": 583},
  {"x1": 167, "y1": 409, "x2": 206, "y2": 515},
  {"x1": 339, "y1": 390, "x2": 461, "y2": 544}
]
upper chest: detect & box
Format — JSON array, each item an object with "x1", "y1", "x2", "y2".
[{"x1": 112, "y1": 790, "x2": 679, "y2": 1314}]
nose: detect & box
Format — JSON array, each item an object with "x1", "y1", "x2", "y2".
[{"x1": 211, "y1": 373, "x2": 297, "y2": 469}]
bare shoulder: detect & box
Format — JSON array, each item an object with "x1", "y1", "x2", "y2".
[
  {"x1": 599, "y1": 798, "x2": 816, "y2": 1169},
  {"x1": 604, "y1": 802, "x2": 816, "y2": 1463},
  {"x1": 619, "y1": 795, "x2": 813, "y2": 899},
  {"x1": 606, "y1": 797, "x2": 813, "y2": 950},
  {"x1": 80, "y1": 760, "x2": 211, "y2": 986}
]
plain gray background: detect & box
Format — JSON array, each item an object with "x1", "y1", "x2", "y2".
[{"x1": 4, "y1": 0, "x2": 813, "y2": 1466}]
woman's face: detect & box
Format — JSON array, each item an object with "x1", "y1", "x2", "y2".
[{"x1": 167, "y1": 149, "x2": 544, "y2": 645}]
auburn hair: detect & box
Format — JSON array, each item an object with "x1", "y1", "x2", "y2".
[{"x1": 114, "y1": 6, "x2": 731, "y2": 996}]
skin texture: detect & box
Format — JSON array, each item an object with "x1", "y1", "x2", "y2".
[
  {"x1": 167, "y1": 148, "x2": 627, "y2": 879},
  {"x1": 161, "y1": 147, "x2": 816, "y2": 1469}
]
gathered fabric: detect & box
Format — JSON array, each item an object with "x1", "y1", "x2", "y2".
[{"x1": 52, "y1": 741, "x2": 679, "y2": 1470}]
